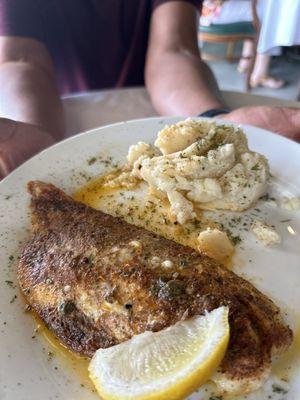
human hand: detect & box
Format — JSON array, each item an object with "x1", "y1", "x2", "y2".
[
  {"x1": 0, "y1": 118, "x2": 55, "y2": 179},
  {"x1": 219, "y1": 106, "x2": 300, "y2": 142}
]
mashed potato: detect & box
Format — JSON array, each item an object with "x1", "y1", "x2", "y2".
[{"x1": 128, "y1": 119, "x2": 270, "y2": 224}]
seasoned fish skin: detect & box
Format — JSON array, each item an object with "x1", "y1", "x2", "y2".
[{"x1": 18, "y1": 181, "x2": 292, "y2": 390}]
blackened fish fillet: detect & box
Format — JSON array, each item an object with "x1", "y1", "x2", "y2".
[{"x1": 18, "y1": 181, "x2": 292, "y2": 395}]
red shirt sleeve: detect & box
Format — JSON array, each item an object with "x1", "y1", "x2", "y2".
[{"x1": 0, "y1": 0, "x2": 44, "y2": 41}]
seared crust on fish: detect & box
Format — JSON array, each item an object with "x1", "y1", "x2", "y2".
[{"x1": 18, "y1": 181, "x2": 293, "y2": 394}]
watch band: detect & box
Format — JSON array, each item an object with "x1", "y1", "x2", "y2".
[{"x1": 198, "y1": 108, "x2": 230, "y2": 118}]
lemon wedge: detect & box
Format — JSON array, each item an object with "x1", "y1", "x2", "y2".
[{"x1": 89, "y1": 306, "x2": 229, "y2": 400}]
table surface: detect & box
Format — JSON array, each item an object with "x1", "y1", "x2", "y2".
[{"x1": 62, "y1": 87, "x2": 300, "y2": 137}]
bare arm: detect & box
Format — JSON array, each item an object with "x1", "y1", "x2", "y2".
[
  {"x1": 0, "y1": 36, "x2": 65, "y2": 177},
  {"x1": 145, "y1": 1, "x2": 225, "y2": 116},
  {"x1": 0, "y1": 37, "x2": 64, "y2": 140}
]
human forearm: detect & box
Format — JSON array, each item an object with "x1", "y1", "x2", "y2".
[
  {"x1": 0, "y1": 61, "x2": 64, "y2": 140},
  {"x1": 146, "y1": 1, "x2": 225, "y2": 116},
  {"x1": 0, "y1": 37, "x2": 64, "y2": 177},
  {"x1": 0, "y1": 118, "x2": 55, "y2": 178},
  {"x1": 220, "y1": 106, "x2": 300, "y2": 142},
  {"x1": 146, "y1": 50, "x2": 224, "y2": 116}
]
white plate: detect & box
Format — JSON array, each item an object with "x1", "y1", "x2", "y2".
[{"x1": 0, "y1": 117, "x2": 299, "y2": 400}]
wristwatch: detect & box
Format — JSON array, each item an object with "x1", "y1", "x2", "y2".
[{"x1": 198, "y1": 108, "x2": 230, "y2": 118}]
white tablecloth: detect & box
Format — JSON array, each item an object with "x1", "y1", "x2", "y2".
[{"x1": 62, "y1": 87, "x2": 300, "y2": 137}]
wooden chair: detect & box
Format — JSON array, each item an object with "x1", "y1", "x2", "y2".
[{"x1": 199, "y1": 0, "x2": 260, "y2": 91}]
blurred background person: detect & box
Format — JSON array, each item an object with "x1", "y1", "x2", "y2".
[{"x1": 200, "y1": 0, "x2": 300, "y2": 89}]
